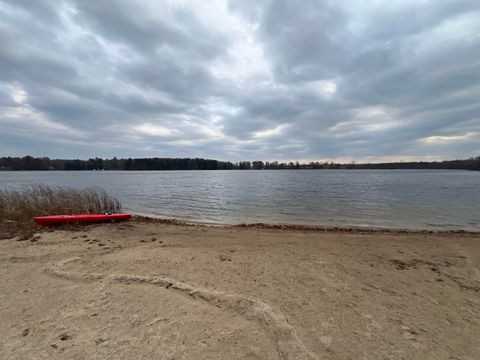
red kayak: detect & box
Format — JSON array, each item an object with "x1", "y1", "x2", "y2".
[{"x1": 34, "y1": 213, "x2": 132, "y2": 226}]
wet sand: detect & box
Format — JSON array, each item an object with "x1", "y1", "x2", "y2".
[{"x1": 0, "y1": 221, "x2": 479, "y2": 359}]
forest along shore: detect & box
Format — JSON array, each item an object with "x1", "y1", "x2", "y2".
[{"x1": 1, "y1": 221, "x2": 479, "y2": 360}]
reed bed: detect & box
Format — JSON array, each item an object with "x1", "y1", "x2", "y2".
[{"x1": 0, "y1": 185, "x2": 122, "y2": 239}]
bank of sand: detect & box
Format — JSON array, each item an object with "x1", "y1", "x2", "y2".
[{"x1": 0, "y1": 220, "x2": 479, "y2": 360}]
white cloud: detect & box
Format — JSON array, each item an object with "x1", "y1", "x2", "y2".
[
  {"x1": 252, "y1": 124, "x2": 289, "y2": 138},
  {"x1": 1, "y1": 105, "x2": 83, "y2": 136},
  {"x1": 328, "y1": 106, "x2": 400, "y2": 136},
  {"x1": 305, "y1": 80, "x2": 337, "y2": 96},
  {"x1": 421, "y1": 132, "x2": 478, "y2": 143},
  {"x1": 134, "y1": 123, "x2": 175, "y2": 137},
  {"x1": 9, "y1": 85, "x2": 27, "y2": 104}
]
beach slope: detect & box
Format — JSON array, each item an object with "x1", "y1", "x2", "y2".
[{"x1": 0, "y1": 222, "x2": 479, "y2": 359}]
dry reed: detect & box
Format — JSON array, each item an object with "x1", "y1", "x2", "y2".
[{"x1": 0, "y1": 185, "x2": 122, "y2": 239}]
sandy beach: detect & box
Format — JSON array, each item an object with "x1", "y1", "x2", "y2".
[{"x1": 0, "y1": 220, "x2": 479, "y2": 360}]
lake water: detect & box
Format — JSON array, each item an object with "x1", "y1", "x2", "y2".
[{"x1": 0, "y1": 170, "x2": 479, "y2": 231}]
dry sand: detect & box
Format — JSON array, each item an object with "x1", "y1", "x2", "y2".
[{"x1": 0, "y1": 221, "x2": 479, "y2": 359}]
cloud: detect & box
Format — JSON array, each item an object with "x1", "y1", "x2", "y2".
[
  {"x1": 134, "y1": 123, "x2": 174, "y2": 137},
  {"x1": 252, "y1": 124, "x2": 290, "y2": 139},
  {"x1": 0, "y1": 0, "x2": 479, "y2": 161},
  {"x1": 421, "y1": 132, "x2": 479, "y2": 144}
]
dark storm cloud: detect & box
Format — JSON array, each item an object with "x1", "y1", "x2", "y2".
[{"x1": 1, "y1": 0, "x2": 479, "y2": 161}]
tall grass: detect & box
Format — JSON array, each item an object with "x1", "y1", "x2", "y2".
[{"x1": 0, "y1": 185, "x2": 122, "y2": 238}]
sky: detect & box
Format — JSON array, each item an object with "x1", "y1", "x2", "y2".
[{"x1": 0, "y1": 0, "x2": 479, "y2": 162}]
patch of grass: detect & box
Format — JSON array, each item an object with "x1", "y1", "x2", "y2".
[{"x1": 0, "y1": 185, "x2": 122, "y2": 239}]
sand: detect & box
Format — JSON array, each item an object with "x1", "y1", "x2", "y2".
[{"x1": 0, "y1": 221, "x2": 479, "y2": 360}]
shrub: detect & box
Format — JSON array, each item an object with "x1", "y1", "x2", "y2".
[{"x1": 0, "y1": 185, "x2": 122, "y2": 239}]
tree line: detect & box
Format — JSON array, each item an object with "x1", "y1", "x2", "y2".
[{"x1": 0, "y1": 155, "x2": 479, "y2": 171}]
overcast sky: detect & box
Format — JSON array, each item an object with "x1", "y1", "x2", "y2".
[{"x1": 1, "y1": 0, "x2": 479, "y2": 162}]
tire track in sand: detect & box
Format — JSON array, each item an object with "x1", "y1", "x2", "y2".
[{"x1": 45, "y1": 257, "x2": 319, "y2": 360}]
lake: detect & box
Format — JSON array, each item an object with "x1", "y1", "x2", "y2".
[{"x1": 0, "y1": 170, "x2": 479, "y2": 231}]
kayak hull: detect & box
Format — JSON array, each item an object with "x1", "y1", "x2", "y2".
[{"x1": 34, "y1": 214, "x2": 132, "y2": 226}]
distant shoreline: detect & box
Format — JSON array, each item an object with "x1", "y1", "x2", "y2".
[
  {"x1": 1, "y1": 155, "x2": 479, "y2": 171},
  {"x1": 1, "y1": 168, "x2": 479, "y2": 173}
]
